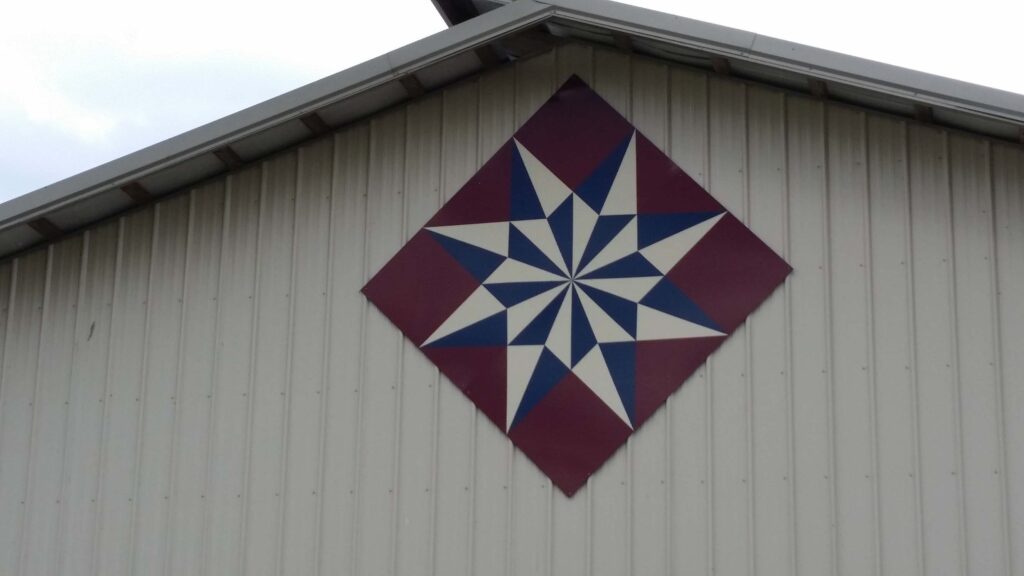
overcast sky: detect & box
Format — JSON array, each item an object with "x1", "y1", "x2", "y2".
[{"x1": 1, "y1": 0, "x2": 1021, "y2": 203}]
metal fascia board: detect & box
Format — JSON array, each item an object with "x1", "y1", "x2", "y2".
[
  {"x1": 542, "y1": 0, "x2": 1023, "y2": 122},
  {"x1": 0, "y1": 0, "x2": 552, "y2": 231}
]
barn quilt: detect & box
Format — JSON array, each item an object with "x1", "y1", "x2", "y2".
[{"x1": 363, "y1": 76, "x2": 791, "y2": 495}]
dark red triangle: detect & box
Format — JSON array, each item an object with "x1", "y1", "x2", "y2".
[
  {"x1": 427, "y1": 142, "x2": 512, "y2": 227},
  {"x1": 666, "y1": 214, "x2": 792, "y2": 334},
  {"x1": 422, "y1": 346, "x2": 506, "y2": 430},
  {"x1": 634, "y1": 337, "x2": 726, "y2": 425},
  {"x1": 636, "y1": 133, "x2": 724, "y2": 214},
  {"x1": 514, "y1": 75, "x2": 634, "y2": 190},
  {"x1": 508, "y1": 372, "x2": 632, "y2": 496},
  {"x1": 362, "y1": 230, "x2": 479, "y2": 346}
]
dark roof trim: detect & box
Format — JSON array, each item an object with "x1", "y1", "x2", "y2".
[{"x1": 431, "y1": 0, "x2": 481, "y2": 25}]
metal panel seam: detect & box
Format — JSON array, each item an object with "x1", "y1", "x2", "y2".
[
  {"x1": 197, "y1": 177, "x2": 231, "y2": 576},
  {"x1": 236, "y1": 164, "x2": 266, "y2": 576},
  {"x1": 822, "y1": 101, "x2": 840, "y2": 576},
  {"x1": 88, "y1": 219, "x2": 123, "y2": 576},
  {"x1": 863, "y1": 111, "x2": 884, "y2": 576},
  {"x1": 52, "y1": 229, "x2": 92, "y2": 576},
  {"x1": 161, "y1": 188, "x2": 196, "y2": 576},
  {"x1": 15, "y1": 245, "x2": 52, "y2": 576},
  {"x1": 943, "y1": 132, "x2": 970, "y2": 576},
  {"x1": 126, "y1": 204, "x2": 160, "y2": 576},
  {"x1": 985, "y1": 141, "x2": 1014, "y2": 576},
  {"x1": 310, "y1": 135, "x2": 338, "y2": 576}
]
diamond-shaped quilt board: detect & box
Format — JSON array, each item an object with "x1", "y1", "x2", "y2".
[{"x1": 363, "y1": 76, "x2": 791, "y2": 496}]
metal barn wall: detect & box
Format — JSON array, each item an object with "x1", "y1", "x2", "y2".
[{"x1": 0, "y1": 43, "x2": 1021, "y2": 576}]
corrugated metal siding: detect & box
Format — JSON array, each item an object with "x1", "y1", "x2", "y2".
[{"x1": 0, "y1": 42, "x2": 1021, "y2": 576}]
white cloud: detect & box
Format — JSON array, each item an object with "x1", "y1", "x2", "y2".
[{"x1": 0, "y1": 45, "x2": 119, "y2": 144}]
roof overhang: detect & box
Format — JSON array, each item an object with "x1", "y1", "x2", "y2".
[{"x1": 2, "y1": 0, "x2": 1021, "y2": 260}]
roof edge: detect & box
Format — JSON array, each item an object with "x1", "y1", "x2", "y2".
[
  {"x1": 1, "y1": 0, "x2": 1020, "y2": 252},
  {"x1": 0, "y1": 0, "x2": 552, "y2": 231}
]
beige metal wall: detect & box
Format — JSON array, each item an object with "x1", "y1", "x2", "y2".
[{"x1": 0, "y1": 43, "x2": 1021, "y2": 576}]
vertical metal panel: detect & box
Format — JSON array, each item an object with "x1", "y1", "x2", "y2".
[
  {"x1": 827, "y1": 105, "x2": 877, "y2": 576},
  {"x1": 866, "y1": 114, "x2": 922, "y2": 576},
  {"x1": 20, "y1": 238, "x2": 82, "y2": 576},
  {"x1": 202, "y1": 165, "x2": 261, "y2": 576},
  {"x1": 319, "y1": 124, "x2": 370, "y2": 576},
  {"x1": 129, "y1": 192, "x2": 190, "y2": 576},
  {"x1": 243, "y1": 152, "x2": 298, "y2": 576},
  {"x1": 394, "y1": 93, "x2": 442, "y2": 576},
  {"x1": 784, "y1": 93, "x2": 835, "y2": 576},
  {"x1": 278, "y1": 138, "x2": 333, "y2": 576},
  {"x1": 948, "y1": 133, "x2": 1009, "y2": 576},
  {"x1": 0, "y1": 43, "x2": 1020, "y2": 576},
  {"x1": 667, "y1": 65, "x2": 712, "y2": 576},
  {"x1": 746, "y1": 84, "x2": 793, "y2": 576},
  {"x1": 166, "y1": 181, "x2": 225, "y2": 576},
  {"x1": 58, "y1": 223, "x2": 118, "y2": 576},
  {"x1": 356, "y1": 109, "x2": 406, "y2": 576},
  {"x1": 992, "y1": 143, "x2": 1023, "y2": 576},
  {"x1": 0, "y1": 249, "x2": 47, "y2": 575},
  {"x1": 908, "y1": 124, "x2": 966, "y2": 576},
  {"x1": 93, "y1": 210, "x2": 152, "y2": 576},
  {"x1": 708, "y1": 73, "x2": 752, "y2": 576}
]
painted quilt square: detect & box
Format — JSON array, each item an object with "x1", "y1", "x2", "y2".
[{"x1": 363, "y1": 76, "x2": 791, "y2": 496}]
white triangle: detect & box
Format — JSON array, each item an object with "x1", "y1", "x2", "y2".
[
  {"x1": 575, "y1": 288, "x2": 633, "y2": 343},
  {"x1": 506, "y1": 284, "x2": 567, "y2": 343},
  {"x1": 636, "y1": 304, "x2": 725, "y2": 340},
  {"x1": 572, "y1": 195, "x2": 599, "y2": 276},
  {"x1": 426, "y1": 222, "x2": 509, "y2": 256},
  {"x1": 514, "y1": 139, "x2": 573, "y2": 216},
  {"x1": 422, "y1": 286, "x2": 504, "y2": 346},
  {"x1": 572, "y1": 346, "x2": 632, "y2": 427},
  {"x1": 546, "y1": 290, "x2": 573, "y2": 367},
  {"x1": 576, "y1": 277, "x2": 661, "y2": 303},
  {"x1": 601, "y1": 132, "x2": 637, "y2": 216},
  {"x1": 640, "y1": 213, "x2": 725, "y2": 274},
  {"x1": 577, "y1": 216, "x2": 637, "y2": 277},
  {"x1": 486, "y1": 258, "x2": 564, "y2": 284},
  {"x1": 513, "y1": 219, "x2": 569, "y2": 276},
  {"x1": 506, "y1": 345, "x2": 545, "y2": 431}
]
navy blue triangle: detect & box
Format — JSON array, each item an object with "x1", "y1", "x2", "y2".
[
  {"x1": 639, "y1": 278, "x2": 720, "y2": 331},
  {"x1": 510, "y1": 347, "x2": 570, "y2": 428},
  {"x1": 429, "y1": 232, "x2": 506, "y2": 282},
  {"x1": 577, "y1": 215, "x2": 633, "y2": 275},
  {"x1": 575, "y1": 132, "x2": 633, "y2": 214},
  {"x1": 637, "y1": 212, "x2": 721, "y2": 249},
  {"x1": 548, "y1": 196, "x2": 573, "y2": 272},
  {"x1": 510, "y1": 287, "x2": 569, "y2": 345},
  {"x1": 600, "y1": 342, "x2": 636, "y2": 424},
  {"x1": 424, "y1": 311, "x2": 508, "y2": 348},
  {"x1": 578, "y1": 283, "x2": 637, "y2": 338},
  {"x1": 579, "y1": 253, "x2": 660, "y2": 280},
  {"x1": 570, "y1": 289, "x2": 598, "y2": 366},
  {"x1": 509, "y1": 225, "x2": 566, "y2": 278},
  {"x1": 486, "y1": 281, "x2": 565, "y2": 308},
  {"x1": 511, "y1": 145, "x2": 546, "y2": 221}
]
